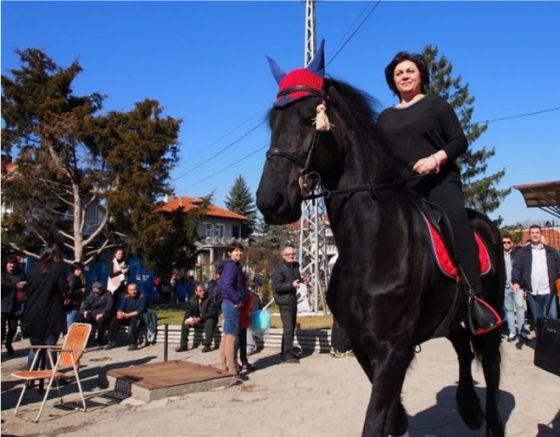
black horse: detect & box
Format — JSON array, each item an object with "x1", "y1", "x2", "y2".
[{"x1": 257, "y1": 46, "x2": 504, "y2": 437}]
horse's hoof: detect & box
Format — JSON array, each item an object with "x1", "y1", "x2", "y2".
[{"x1": 456, "y1": 386, "x2": 483, "y2": 429}]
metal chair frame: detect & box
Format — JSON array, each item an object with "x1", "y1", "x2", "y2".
[{"x1": 11, "y1": 323, "x2": 92, "y2": 422}]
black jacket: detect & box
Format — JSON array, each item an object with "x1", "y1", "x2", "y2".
[
  {"x1": 65, "y1": 273, "x2": 85, "y2": 311},
  {"x1": 511, "y1": 244, "x2": 560, "y2": 294},
  {"x1": 183, "y1": 293, "x2": 219, "y2": 322},
  {"x1": 271, "y1": 261, "x2": 302, "y2": 307},
  {"x1": 81, "y1": 291, "x2": 114, "y2": 318},
  {"x1": 22, "y1": 262, "x2": 68, "y2": 341},
  {"x1": 1, "y1": 271, "x2": 22, "y2": 314}
]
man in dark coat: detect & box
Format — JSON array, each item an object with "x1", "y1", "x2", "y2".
[
  {"x1": 175, "y1": 283, "x2": 219, "y2": 352},
  {"x1": 65, "y1": 262, "x2": 85, "y2": 328},
  {"x1": 78, "y1": 281, "x2": 114, "y2": 346},
  {"x1": 271, "y1": 246, "x2": 307, "y2": 363},
  {"x1": 1, "y1": 256, "x2": 25, "y2": 356}
]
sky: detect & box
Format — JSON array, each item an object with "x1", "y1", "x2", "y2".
[{"x1": 2, "y1": 1, "x2": 559, "y2": 226}]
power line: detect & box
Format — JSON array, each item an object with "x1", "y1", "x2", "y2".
[
  {"x1": 478, "y1": 105, "x2": 560, "y2": 124},
  {"x1": 180, "y1": 144, "x2": 269, "y2": 190},
  {"x1": 327, "y1": 1, "x2": 381, "y2": 67},
  {"x1": 173, "y1": 2, "x2": 381, "y2": 185},
  {"x1": 173, "y1": 119, "x2": 266, "y2": 182},
  {"x1": 175, "y1": 103, "x2": 559, "y2": 190},
  {"x1": 192, "y1": 107, "x2": 265, "y2": 151}
]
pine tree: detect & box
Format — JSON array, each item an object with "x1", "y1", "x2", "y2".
[
  {"x1": 225, "y1": 175, "x2": 256, "y2": 236},
  {"x1": 1, "y1": 48, "x2": 189, "y2": 265},
  {"x1": 422, "y1": 45, "x2": 510, "y2": 219}
]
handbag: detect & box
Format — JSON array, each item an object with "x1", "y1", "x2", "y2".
[{"x1": 534, "y1": 296, "x2": 560, "y2": 377}]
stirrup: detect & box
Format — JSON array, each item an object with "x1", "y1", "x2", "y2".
[{"x1": 467, "y1": 295, "x2": 503, "y2": 336}]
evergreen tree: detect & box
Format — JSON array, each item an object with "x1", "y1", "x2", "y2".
[
  {"x1": 422, "y1": 45, "x2": 510, "y2": 219},
  {"x1": 1, "y1": 48, "x2": 192, "y2": 265},
  {"x1": 225, "y1": 175, "x2": 256, "y2": 236},
  {"x1": 142, "y1": 201, "x2": 207, "y2": 279}
]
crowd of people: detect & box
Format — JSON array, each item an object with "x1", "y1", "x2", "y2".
[
  {"x1": 1, "y1": 228, "x2": 559, "y2": 389},
  {"x1": 503, "y1": 225, "x2": 559, "y2": 341}
]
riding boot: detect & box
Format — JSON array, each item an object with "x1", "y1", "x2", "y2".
[{"x1": 467, "y1": 294, "x2": 502, "y2": 336}]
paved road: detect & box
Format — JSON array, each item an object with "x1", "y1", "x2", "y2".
[{"x1": 1, "y1": 335, "x2": 559, "y2": 436}]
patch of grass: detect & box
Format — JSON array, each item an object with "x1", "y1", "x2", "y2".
[
  {"x1": 153, "y1": 305, "x2": 333, "y2": 330},
  {"x1": 154, "y1": 305, "x2": 186, "y2": 325}
]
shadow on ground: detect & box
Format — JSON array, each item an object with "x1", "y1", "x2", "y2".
[
  {"x1": 409, "y1": 385, "x2": 516, "y2": 436},
  {"x1": 1, "y1": 354, "x2": 157, "y2": 412},
  {"x1": 537, "y1": 409, "x2": 560, "y2": 436}
]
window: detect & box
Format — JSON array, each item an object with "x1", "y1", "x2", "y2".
[
  {"x1": 214, "y1": 223, "x2": 225, "y2": 238},
  {"x1": 204, "y1": 223, "x2": 213, "y2": 238},
  {"x1": 232, "y1": 224, "x2": 241, "y2": 238}
]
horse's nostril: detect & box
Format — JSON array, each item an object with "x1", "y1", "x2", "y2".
[{"x1": 257, "y1": 191, "x2": 282, "y2": 216}]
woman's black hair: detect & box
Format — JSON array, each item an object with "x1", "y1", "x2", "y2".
[
  {"x1": 226, "y1": 241, "x2": 244, "y2": 256},
  {"x1": 38, "y1": 244, "x2": 64, "y2": 273},
  {"x1": 4, "y1": 255, "x2": 20, "y2": 273},
  {"x1": 384, "y1": 51, "x2": 430, "y2": 96}
]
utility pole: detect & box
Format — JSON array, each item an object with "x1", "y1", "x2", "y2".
[{"x1": 299, "y1": 0, "x2": 330, "y2": 314}]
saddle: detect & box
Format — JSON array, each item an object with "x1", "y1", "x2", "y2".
[
  {"x1": 419, "y1": 201, "x2": 501, "y2": 338},
  {"x1": 420, "y1": 202, "x2": 492, "y2": 282}
]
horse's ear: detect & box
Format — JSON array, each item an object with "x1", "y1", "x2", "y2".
[
  {"x1": 306, "y1": 39, "x2": 325, "y2": 77},
  {"x1": 266, "y1": 56, "x2": 286, "y2": 84}
]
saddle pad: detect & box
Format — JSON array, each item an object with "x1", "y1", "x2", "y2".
[{"x1": 423, "y1": 214, "x2": 492, "y2": 282}]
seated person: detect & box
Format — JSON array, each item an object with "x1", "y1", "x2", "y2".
[
  {"x1": 78, "y1": 281, "x2": 113, "y2": 346},
  {"x1": 175, "y1": 283, "x2": 219, "y2": 353},
  {"x1": 105, "y1": 283, "x2": 146, "y2": 351}
]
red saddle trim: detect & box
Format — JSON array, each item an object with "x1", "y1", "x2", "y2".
[{"x1": 423, "y1": 214, "x2": 492, "y2": 282}]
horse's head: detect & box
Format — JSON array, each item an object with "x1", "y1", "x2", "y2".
[{"x1": 257, "y1": 41, "x2": 341, "y2": 225}]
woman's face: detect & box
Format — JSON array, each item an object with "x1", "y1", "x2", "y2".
[
  {"x1": 393, "y1": 60, "x2": 423, "y2": 98},
  {"x1": 229, "y1": 248, "x2": 243, "y2": 262}
]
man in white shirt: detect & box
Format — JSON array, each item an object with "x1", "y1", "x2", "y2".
[{"x1": 512, "y1": 225, "x2": 559, "y2": 326}]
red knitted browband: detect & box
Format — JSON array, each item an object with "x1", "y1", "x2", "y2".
[{"x1": 275, "y1": 68, "x2": 324, "y2": 107}]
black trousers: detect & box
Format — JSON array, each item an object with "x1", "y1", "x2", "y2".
[
  {"x1": 1, "y1": 312, "x2": 18, "y2": 347},
  {"x1": 109, "y1": 316, "x2": 141, "y2": 345},
  {"x1": 179, "y1": 318, "x2": 216, "y2": 348},
  {"x1": 278, "y1": 303, "x2": 297, "y2": 359},
  {"x1": 238, "y1": 328, "x2": 248, "y2": 364},
  {"x1": 78, "y1": 313, "x2": 109, "y2": 344},
  {"x1": 421, "y1": 178, "x2": 483, "y2": 292}
]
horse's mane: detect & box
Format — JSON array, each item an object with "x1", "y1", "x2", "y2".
[{"x1": 325, "y1": 77, "x2": 406, "y2": 182}]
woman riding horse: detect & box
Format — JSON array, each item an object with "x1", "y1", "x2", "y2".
[
  {"x1": 377, "y1": 51, "x2": 501, "y2": 335},
  {"x1": 257, "y1": 41, "x2": 504, "y2": 437}
]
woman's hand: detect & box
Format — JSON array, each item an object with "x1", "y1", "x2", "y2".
[
  {"x1": 413, "y1": 156, "x2": 438, "y2": 175},
  {"x1": 412, "y1": 150, "x2": 448, "y2": 175}
]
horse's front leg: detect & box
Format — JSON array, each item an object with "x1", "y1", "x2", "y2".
[
  {"x1": 473, "y1": 331, "x2": 504, "y2": 437},
  {"x1": 448, "y1": 326, "x2": 483, "y2": 429},
  {"x1": 362, "y1": 345, "x2": 414, "y2": 437}
]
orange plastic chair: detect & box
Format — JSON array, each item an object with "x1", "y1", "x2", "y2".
[{"x1": 12, "y1": 322, "x2": 92, "y2": 422}]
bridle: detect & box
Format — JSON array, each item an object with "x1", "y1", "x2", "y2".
[
  {"x1": 266, "y1": 85, "x2": 405, "y2": 200},
  {"x1": 266, "y1": 86, "x2": 325, "y2": 199}
]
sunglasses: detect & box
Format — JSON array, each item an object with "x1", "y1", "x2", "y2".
[{"x1": 502, "y1": 241, "x2": 512, "y2": 245}]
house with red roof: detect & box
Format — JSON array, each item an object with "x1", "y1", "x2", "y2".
[{"x1": 160, "y1": 196, "x2": 248, "y2": 278}]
